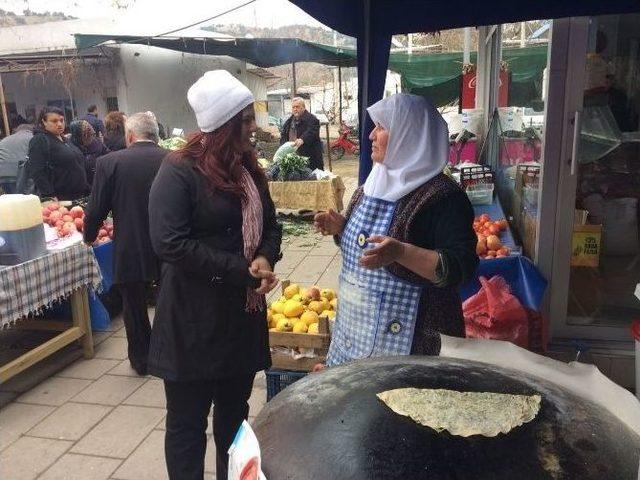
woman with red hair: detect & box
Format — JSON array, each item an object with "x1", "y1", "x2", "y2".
[{"x1": 148, "y1": 70, "x2": 282, "y2": 480}]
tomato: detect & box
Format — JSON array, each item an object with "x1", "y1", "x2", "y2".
[
  {"x1": 486, "y1": 235, "x2": 502, "y2": 251},
  {"x1": 479, "y1": 214, "x2": 490, "y2": 223},
  {"x1": 70, "y1": 206, "x2": 84, "y2": 219},
  {"x1": 488, "y1": 224, "x2": 501, "y2": 235}
]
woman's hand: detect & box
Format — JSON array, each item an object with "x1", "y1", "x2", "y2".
[
  {"x1": 250, "y1": 255, "x2": 278, "y2": 294},
  {"x1": 359, "y1": 235, "x2": 406, "y2": 269},
  {"x1": 314, "y1": 209, "x2": 346, "y2": 236}
]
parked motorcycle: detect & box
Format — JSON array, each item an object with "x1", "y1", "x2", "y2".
[{"x1": 330, "y1": 122, "x2": 360, "y2": 159}]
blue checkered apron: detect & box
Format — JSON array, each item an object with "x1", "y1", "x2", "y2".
[{"x1": 327, "y1": 195, "x2": 423, "y2": 366}]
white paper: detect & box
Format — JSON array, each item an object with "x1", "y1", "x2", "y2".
[{"x1": 440, "y1": 335, "x2": 640, "y2": 435}]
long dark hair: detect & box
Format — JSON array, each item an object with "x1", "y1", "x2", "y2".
[
  {"x1": 171, "y1": 110, "x2": 265, "y2": 197},
  {"x1": 36, "y1": 106, "x2": 65, "y2": 131}
]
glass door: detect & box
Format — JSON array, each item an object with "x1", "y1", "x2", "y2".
[{"x1": 549, "y1": 13, "x2": 640, "y2": 344}]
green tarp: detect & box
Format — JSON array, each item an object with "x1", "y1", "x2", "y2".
[{"x1": 74, "y1": 34, "x2": 547, "y2": 106}]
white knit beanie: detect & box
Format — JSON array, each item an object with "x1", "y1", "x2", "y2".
[{"x1": 187, "y1": 70, "x2": 254, "y2": 133}]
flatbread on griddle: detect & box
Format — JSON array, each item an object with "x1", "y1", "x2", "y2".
[{"x1": 377, "y1": 388, "x2": 541, "y2": 437}]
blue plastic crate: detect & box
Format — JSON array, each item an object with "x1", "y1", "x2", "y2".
[{"x1": 265, "y1": 369, "x2": 307, "y2": 401}]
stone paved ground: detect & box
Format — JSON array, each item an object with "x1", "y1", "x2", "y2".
[{"x1": 0, "y1": 160, "x2": 358, "y2": 480}]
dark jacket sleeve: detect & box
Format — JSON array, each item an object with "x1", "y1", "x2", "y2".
[
  {"x1": 83, "y1": 158, "x2": 113, "y2": 243},
  {"x1": 97, "y1": 119, "x2": 106, "y2": 138},
  {"x1": 255, "y1": 182, "x2": 282, "y2": 268},
  {"x1": 149, "y1": 159, "x2": 258, "y2": 287},
  {"x1": 279, "y1": 117, "x2": 291, "y2": 146},
  {"x1": 418, "y1": 191, "x2": 479, "y2": 287},
  {"x1": 300, "y1": 114, "x2": 320, "y2": 147},
  {"x1": 27, "y1": 135, "x2": 54, "y2": 198}
]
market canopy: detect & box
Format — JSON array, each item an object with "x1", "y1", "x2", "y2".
[
  {"x1": 74, "y1": 34, "x2": 357, "y2": 68},
  {"x1": 290, "y1": 0, "x2": 640, "y2": 183},
  {"x1": 75, "y1": 33, "x2": 547, "y2": 107}
]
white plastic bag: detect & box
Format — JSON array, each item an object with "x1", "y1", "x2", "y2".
[{"x1": 228, "y1": 420, "x2": 267, "y2": 480}]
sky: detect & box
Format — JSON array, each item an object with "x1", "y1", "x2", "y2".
[{"x1": 0, "y1": 0, "x2": 328, "y2": 30}]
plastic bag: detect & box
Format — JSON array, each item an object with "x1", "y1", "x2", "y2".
[
  {"x1": 272, "y1": 142, "x2": 297, "y2": 163},
  {"x1": 228, "y1": 420, "x2": 267, "y2": 480},
  {"x1": 462, "y1": 275, "x2": 529, "y2": 348}
]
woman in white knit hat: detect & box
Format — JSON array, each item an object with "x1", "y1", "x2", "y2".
[{"x1": 148, "y1": 70, "x2": 282, "y2": 480}]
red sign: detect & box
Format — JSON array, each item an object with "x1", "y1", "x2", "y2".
[{"x1": 461, "y1": 69, "x2": 509, "y2": 109}]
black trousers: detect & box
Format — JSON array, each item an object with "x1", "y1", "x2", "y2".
[
  {"x1": 164, "y1": 374, "x2": 255, "y2": 480},
  {"x1": 118, "y1": 282, "x2": 152, "y2": 372}
]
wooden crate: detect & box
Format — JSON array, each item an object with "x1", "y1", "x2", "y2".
[{"x1": 268, "y1": 281, "x2": 332, "y2": 372}]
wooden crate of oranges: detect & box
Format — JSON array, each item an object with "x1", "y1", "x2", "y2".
[{"x1": 267, "y1": 281, "x2": 336, "y2": 371}]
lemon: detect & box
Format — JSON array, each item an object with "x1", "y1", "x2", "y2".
[
  {"x1": 292, "y1": 293, "x2": 302, "y2": 302},
  {"x1": 278, "y1": 295, "x2": 287, "y2": 303},
  {"x1": 308, "y1": 300, "x2": 324, "y2": 314},
  {"x1": 275, "y1": 318, "x2": 293, "y2": 332},
  {"x1": 308, "y1": 323, "x2": 319, "y2": 334},
  {"x1": 321, "y1": 310, "x2": 336, "y2": 320},
  {"x1": 330, "y1": 298, "x2": 338, "y2": 310},
  {"x1": 271, "y1": 301, "x2": 285, "y2": 314},
  {"x1": 292, "y1": 321, "x2": 308, "y2": 333},
  {"x1": 300, "y1": 310, "x2": 319, "y2": 326},
  {"x1": 284, "y1": 300, "x2": 304, "y2": 318},
  {"x1": 283, "y1": 284, "x2": 300, "y2": 299},
  {"x1": 321, "y1": 288, "x2": 336, "y2": 301}
]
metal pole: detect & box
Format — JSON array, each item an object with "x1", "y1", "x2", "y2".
[
  {"x1": 520, "y1": 21, "x2": 527, "y2": 48},
  {"x1": 408, "y1": 33, "x2": 413, "y2": 55},
  {"x1": 338, "y1": 66, "x2": 343, "y2": 125},
  {"x1": 463, "y1": 27, "x2": 471, "y2": 64},
  {"x1": 0, "y1": 73, "x2": 11, "y2": 137},
  {"x1": 292, "y1": 62, "x2": 297, "y2": 96},
  {"x1": 325, "y1": 123, "x2": 332, "y2": 171}
]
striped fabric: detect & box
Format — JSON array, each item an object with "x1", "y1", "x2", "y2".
[
  {"x1": 240, "y1": 167, "x2": 265, "y2": 312},
  {"x1": 0, "y1": 242, "x2": 102, "y2": 328}
]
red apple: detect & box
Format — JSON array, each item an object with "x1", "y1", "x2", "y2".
[
  {"x1": 59, "y1": 206, "x2": 69, "y2": 215},
  {"x1": 60, "y1": 222, "x2": 76, "y2": 236},
  {"x1": 49, "y1": 211, "x2": 63, "y2": 223},
  {"x1": 70, "y1": 206, "x2": 84, "y2": 219},
  {"x1": 98, "y1": 228, "x2": 108, "y2": 238},
  {"x1": 62, "y1": 215, "x2": 73, "y2": 223},
  {"x1": 48, "y1": 202, "x2": 60, "y2": 211},
  {"x1": 54, "y1": 219, "x2": 65, "y2": 229},
  {"x1": 74, "y1": 218, "x2": 84, "y2": 231}
]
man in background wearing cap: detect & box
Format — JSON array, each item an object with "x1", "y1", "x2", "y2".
[
  {"x1": 280, "y1": 97, "x2": 324, "y2": 170},
  {"x1": 84, "y1": 112, "x2": 167, "y2": 375}
]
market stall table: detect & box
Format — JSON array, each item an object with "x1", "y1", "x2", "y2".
[{"x1": 0, "y1": 242, "x2": 102, "y2": 382}]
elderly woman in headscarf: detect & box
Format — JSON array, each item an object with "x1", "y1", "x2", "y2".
[
  {"x1": 148, "y1": 70, "x2": 282, "y2": 480},
  {"x1": 315, "y1": 93, "x2": 478, "y2": 366},
  {"x1": 69, "y1": 119, "x2": 109, "y2": 186}
]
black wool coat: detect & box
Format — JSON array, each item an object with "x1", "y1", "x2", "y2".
[{"x1": 147, "y1": 156, "x2": 282, "y2": 381}]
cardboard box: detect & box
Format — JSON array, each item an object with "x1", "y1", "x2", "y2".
[{"x1": 268, "y1": 176, "x2": 345, "y2": 212}]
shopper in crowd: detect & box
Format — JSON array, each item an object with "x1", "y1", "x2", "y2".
[
  {"x1": 280, "y1": 97, "x2": 324, "y2": 170},
  {"x1": 0, "y1": 124, "x2": 33, "y2": 194},
  {"x1": 104, "y1": 111, "x2": 127, "y2": 151},
  {"x1": 315, "y1": 93, "x2": 478, "y2": 366},
  {"x1": 148, "y1": 70, "x2": 282, "y2": 480},
  {"x1": 69, "y1": 119, "x2": 110, "y2": 186},
  {"x1": 81, "y1": 104, "x2": 106, "y2": 138},
  {"x1": 27, "y1": 107, "x2": 89, "y2": 200},
  {"x1": 84, "y1": 112, "x2": 166, "y2": 375}
]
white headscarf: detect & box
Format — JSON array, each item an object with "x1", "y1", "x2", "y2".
[
  {"x1": 187, "y1": 70, "x2": 254, "y2": 133},
  {"x1": 363, "y1": 93, "x2": 449, "y2": 202}
]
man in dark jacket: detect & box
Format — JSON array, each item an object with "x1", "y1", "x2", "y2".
[
  {"x1": 81, "y1": 105, "x2": 107, "y2": 138},
  {"x1": 84, "y1": 112, "x2": 166, "y2": 375},
  {"x1": 0, "y1": 124, "x2": 33, "y2": 193},
  {"x1": 280, "y1": 97, "x2": 324, "y2": 170}
]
